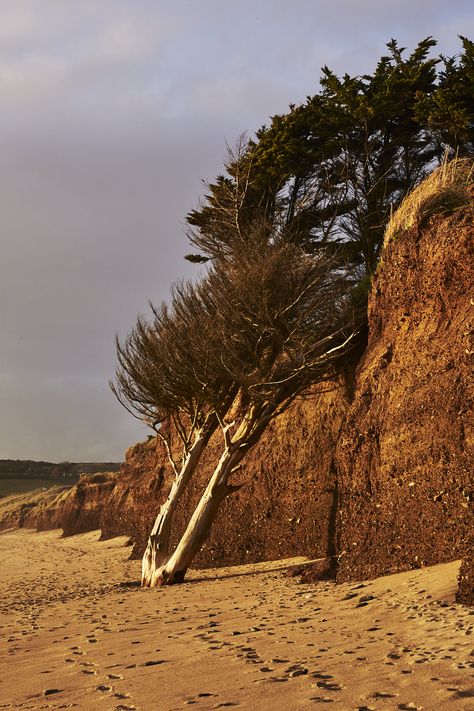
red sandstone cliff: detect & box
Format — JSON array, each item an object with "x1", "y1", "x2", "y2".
[{"x1": 336, "y1": 207, "x2": 473, "y2": 589}]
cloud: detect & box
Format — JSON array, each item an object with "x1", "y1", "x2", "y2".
[{"x1": 0, "y1": 1, "x2": 472, "y2": 460}]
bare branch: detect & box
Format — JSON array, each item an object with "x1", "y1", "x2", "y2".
[{"x1": 155, "y1": 430, "x2": 180, "y2": 477}]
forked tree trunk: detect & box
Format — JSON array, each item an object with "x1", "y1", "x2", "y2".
[
  {"x1": 149, "y1": 443, "x2": 244, "y2": 586},
  {"x1": 141, "y1": 432, "x2": 209, "y2": 587}
]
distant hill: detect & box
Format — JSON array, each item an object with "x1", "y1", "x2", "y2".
[{"x1": 0, "y1": 459, "x2": 122, "y2": 483}]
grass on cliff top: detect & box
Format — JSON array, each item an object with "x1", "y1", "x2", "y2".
[{"x1": 384, "y1": 156, "x2": 474, "y2": 246}]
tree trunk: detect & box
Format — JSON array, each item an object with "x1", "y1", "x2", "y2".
[
  {"x1": 141, "y1": 433, "x2": 209, "y2": 587},
  {"x1": 150, "y1": 443, "x2": 244, "y2": 586}
]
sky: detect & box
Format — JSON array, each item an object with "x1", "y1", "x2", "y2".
[{"x1": 0, "y1": 1, "x2": 472, "y2": 462}]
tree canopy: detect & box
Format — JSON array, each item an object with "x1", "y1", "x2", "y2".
[{"x1": 187, "y1": 36, "x2": 474, "y2": 275}]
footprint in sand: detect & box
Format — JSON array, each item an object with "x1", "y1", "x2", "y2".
[
  {"x1": 141, "y1": 659, "x2": 166, "y2": 667},
  {"x1": 310, "y1": 696, "x2": 336, "y2": 704},
  {"x1": 43, "y1": 687, "x2": 63, "y2": 696},
  {"x1": 285, "y1": 664, "x2": 309, "y2": 678},
  {"x1": 185, "y1": 693, "x2": 220, "y2": 706},
  {"x1": 315, "y1": 680, "x2": 344, "y2": 691}
]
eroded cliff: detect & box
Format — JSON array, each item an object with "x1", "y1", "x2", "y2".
[{"x1": 336, "y1": 207, "x2": 473, "y2": 587}]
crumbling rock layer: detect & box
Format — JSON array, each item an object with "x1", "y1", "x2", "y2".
[{"x1": 336, "y1": 208, "x2": 473, "y2": 588}]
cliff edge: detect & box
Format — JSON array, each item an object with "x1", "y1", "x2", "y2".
[{"x1": 336, "y1": 195, "x2": 473, "y2": 596}]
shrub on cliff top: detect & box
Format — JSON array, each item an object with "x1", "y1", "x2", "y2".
[{"x1": 384, "y1": 156, "x2": 474, "y2": 246}]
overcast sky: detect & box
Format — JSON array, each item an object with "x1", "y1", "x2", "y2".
[{"x1": 0, "y1": 1, "x2": 472, "y2": 462}]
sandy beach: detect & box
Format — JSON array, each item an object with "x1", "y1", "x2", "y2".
[{"x1": 0, "y1": 529, "x2": 473, "y2": 711}]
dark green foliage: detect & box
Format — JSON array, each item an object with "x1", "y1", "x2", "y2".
[
  {"x1": 417, "y1": 36, "x2": 474, "y2": 154},
  {"x1": 184, "y1": 253, "x2": 210, "y2": 264},
  {"x1": 187, "y1": 36, "x2": 473, "y2": 277}
]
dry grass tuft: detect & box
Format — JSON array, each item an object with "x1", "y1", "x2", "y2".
[{"x1": 384, "y1": 157, "x2": 474, "y2": 246}]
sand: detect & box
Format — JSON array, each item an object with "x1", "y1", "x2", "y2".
[{"x1": 0, "y1": 529, "x2": 473, "y2": 711}]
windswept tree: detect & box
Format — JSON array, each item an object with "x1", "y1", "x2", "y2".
[
  {"x1": 131, "y1": 237, "x2": 357, "y2": 586},
  {"x1": 114, "y1": 133, "x2": 360, "y2": 586},
  {"x1": 114, "y1": 37, "x2": 474, "y2": 585},
  {"x1": 112, "y1": 282, "x2": 237, "y2": 585}
]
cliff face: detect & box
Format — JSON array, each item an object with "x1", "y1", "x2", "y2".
[
  {"x1": 336, "y1": 208, "x2": 473, "y2": 584},
  {"x1": 100, "y1": 388, "x2": 349, "y2": 566},
  {"x1": 0, "y1": 486, "x2": 68, "y2": 531},
  {"x1": 99, "y1": 438, "x2": 165, "y2": 547},
  {"x1": 37, "y1": 473, "x2": 118, "y2": 536}
]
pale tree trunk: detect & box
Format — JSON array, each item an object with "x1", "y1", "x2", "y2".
[
  {"x1": 149, "y1": 443, "x2": 244, "y2": 586},
  {"x1": 141, "y1": 433, "x2": 209, "y2": 587}
]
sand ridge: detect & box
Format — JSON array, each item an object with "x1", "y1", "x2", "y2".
[{"x1": 0, "y1": 529, "x2": 473, "y2": 710}]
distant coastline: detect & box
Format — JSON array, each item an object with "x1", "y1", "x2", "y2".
[
  {"x1": 0, "y1": 459, "x2": 121, "y2": 497},
  {"x1": 0, "y1": 478, "x2": 64, "y2": 497}
]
